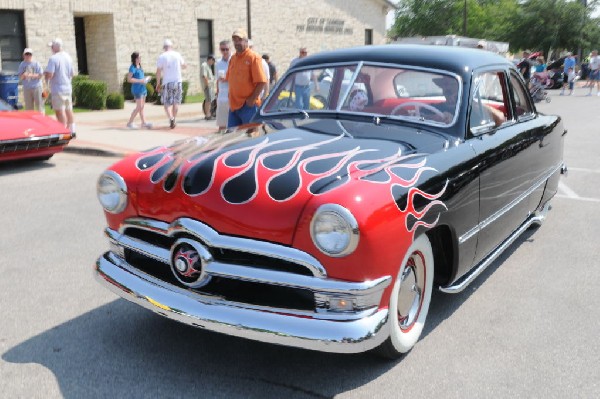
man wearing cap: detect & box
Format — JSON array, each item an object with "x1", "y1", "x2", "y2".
[
  {"x1": 44, "y1": 38, "x2": 75, "y2": 133},
  {"x1": 156, "y1": 39, "x2": 186, "y2": 129},
  {"x1": 226, "y1": 28, "x2": 267, "y2": 128},
  {"x1": 18, "y1": 48, "x2": 44, "y2": 113},
  {"x1": 560, "y1": 51, "x2": 577, "y2": 95}
]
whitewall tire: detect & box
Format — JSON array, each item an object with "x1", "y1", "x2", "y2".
[{"x1": 377, "y1": 233, "x2": 434, "y2": 359}]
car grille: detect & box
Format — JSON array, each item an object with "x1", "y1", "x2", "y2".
[
  {"x1": 0, "y1": 135, "x2": 68, "y2": 153},
  {"x1": 106, "y1": 217, "x2": 390, "y2": 317},
  {"x1": 114, "y1": 219, "x2": 321, "y2": 312}
]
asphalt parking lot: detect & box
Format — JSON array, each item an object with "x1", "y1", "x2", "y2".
[{"x1": 0, "y1": 86, "x2": 598, "y2": 398}]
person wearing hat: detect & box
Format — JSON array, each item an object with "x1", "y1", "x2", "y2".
[
  {"x1": 226, "y1": 28, "x2": 267, "y2": 128},
  {"x1": 44, "y1": 38, "x2": 76, "y2": 133},
  {"x1": 431, "y1": 76, "x2": 459, "y2": 124},
  {"x1": 18, "y1": 48, "x2": 45, "y2": 113},
  {"x1": 200, "y1": 54, "x2": 216, "y2": 120},
  {"x1": 156, "y1": 38, "x2": 186, "y2": 129},
  {"x1": 560, "y1": 51, "x2": 577, "y2": 95}
]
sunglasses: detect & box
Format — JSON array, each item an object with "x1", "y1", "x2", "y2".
[
  {"x1": 24, "y1": 53, "x2": 32, "y2": 56},
  {"x1": 220, "y1": 48, "x2": 230, "y2": 51}
]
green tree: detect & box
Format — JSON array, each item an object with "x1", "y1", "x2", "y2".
[
  {"x1": 390, "y1": 0, "x2": 461, "y2": 38},
  {"x1": 388, "y1": 0, "x2": 600, "y2": 60},
  {"x1": 508, "y1": 0, "x2": 589, "y2": 57}
]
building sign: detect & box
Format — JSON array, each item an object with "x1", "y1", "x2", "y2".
[{"x1": 297, "y1": 17, "x2": 353, "y2": 35}]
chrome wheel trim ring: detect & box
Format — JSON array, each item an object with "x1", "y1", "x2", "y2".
[{"x1": 396, "y1": 251, "x2": 426, "y2": 331}]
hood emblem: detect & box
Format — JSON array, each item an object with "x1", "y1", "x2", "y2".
[{"x1": 170, "y1": 238, "x2": 213, "y2": 288}]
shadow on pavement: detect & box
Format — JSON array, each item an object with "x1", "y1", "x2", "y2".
[{"x1": 2, "y1": 228, "x2": 539, "y2": 398}]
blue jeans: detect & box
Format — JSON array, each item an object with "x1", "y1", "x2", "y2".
[
  {"x1": 294, "y1": 85, "x2": 310, "y2": 110},
  {"x1": 228, "y1": 103, "x2": 258, "y2": 128}
]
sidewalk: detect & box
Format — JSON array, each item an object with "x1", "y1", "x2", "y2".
[{"x1": 64, "y1": 101, "x2": 219, "y2": 157}]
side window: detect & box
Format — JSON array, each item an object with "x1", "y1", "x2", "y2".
[
  {"x1": 509, "y1": 72, "x2": 534, "y2": 118},
  {"x1": 470, "y1": 71, "x2": 509, "y2": 134}
]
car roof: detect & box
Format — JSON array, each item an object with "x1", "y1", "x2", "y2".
[{"x1": 292, "y1": 44, "x2": 514, "y2": 80}]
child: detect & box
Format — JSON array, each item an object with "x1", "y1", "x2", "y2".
[{"x1": 561, "y1": 67, "x2": 576, "y2": 95}]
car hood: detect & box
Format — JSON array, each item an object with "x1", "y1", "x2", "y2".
[
  {"x1": 133, "y1": 120, "x2": 449, "y2": 245},
  {"x1": 0, "y1": 111, "x2": 70, "y2": 140}
]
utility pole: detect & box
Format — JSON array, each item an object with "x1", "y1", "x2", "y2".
[
  {"x1": 247, "y1": 0, "x2": 252, "y2": 39},
  {"x1": 463, "y1": 0, "x2": 467, "y2": 36}
]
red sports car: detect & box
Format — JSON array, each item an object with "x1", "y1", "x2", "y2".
[{"x1": 0, "y1": 99, "x2": 74, "y2": 163}]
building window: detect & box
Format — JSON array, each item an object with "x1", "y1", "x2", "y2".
[
  {"x1": 0, "y1": 10, "x2": 26, "y2": 72},
  {"x1": 197, "y1": 19, "x2": 213, "y2": 62},
  {"x1": 365, "y1": 29, "x2": 373, "y2": 45}
]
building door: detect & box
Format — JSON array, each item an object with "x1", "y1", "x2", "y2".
[
  {"x1": 197, "y1": 19, "x2": 213, "y2": 63},
  {"x1": 74, "y1": 17, "x2": 88, "y2": 75}
]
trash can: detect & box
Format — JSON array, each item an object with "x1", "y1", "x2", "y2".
[{"x1": 0, "y1": 73, "x2": 20, "y2": 108}]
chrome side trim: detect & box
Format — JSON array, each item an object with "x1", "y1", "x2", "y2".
[
  {"x1": 120, "y1": 217, "x2": 327, "y2": 278},
  {"x1": 459, "y1": 162, "x2": 562, "y2": 244},
  {"x1": 95, "y1": 253, "x2": 391, "y2": 353},
  {"x1": 440, "y1": 201, "x2": 551, "y2": 294}
]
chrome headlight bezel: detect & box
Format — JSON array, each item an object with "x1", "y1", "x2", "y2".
[
  {"x1": 97, "y1": 170, "x2": 128, "y2": 214},
  {"x1": 310, "y1": 204, "x2": 359, "y2": 257}
]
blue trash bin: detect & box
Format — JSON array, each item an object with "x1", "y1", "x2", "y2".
[{"x1": 0, "y1": 73, "x2": 20, "y2": 108}]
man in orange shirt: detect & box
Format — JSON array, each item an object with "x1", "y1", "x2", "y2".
[{"x1": 226, "y1": 28, "x2": 267, "y2": 128}]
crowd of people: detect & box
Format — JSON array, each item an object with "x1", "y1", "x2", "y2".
[
  {"x1": 124, "y1": 29, "x2": 290, "y2": 131},
  {"x1": 516, "y1": 49, "x2": 600, "y2": 97}
]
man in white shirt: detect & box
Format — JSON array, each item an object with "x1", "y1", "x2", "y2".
[
  {"x1": 215, "y1": 40, "x2": 231, "y2": 131},
  {"x1": 290, "y1": 47, "x2": 318, "y2": 110},
  {"x1": 44, "y1": 38, "x2": 75, "y2": 133},
  {"x1": 587, "y1": 50, "x2": 600, "y2": 96},
  {"x1": 248, "y1": 40, "x2": 270, "y2": 100},
  {"x1": 156, "y1": 39, "x2": 186, "y2": 129}
]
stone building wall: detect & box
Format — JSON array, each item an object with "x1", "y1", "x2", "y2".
[{"x1": 0, "y1": 0, "x2": 390, "y2": 95}]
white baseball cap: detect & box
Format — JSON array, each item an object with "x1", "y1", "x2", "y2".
[
  {"x1": 47, "y1": 38, "x2": 63, "y2": 48},
  {"x1": 163, "y1": 39, "x2": 173, "y2": 48},
  {"x1": 23, "y1": 48, "x2": 33, "y2": 55}
]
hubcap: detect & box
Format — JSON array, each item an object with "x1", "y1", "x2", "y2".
[{"x1": 397, "y1": 252, "x2": 425, "y2": 330}]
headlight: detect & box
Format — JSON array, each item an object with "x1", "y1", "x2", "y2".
[
  {"x1": 97, "y1": 170, "x2": 128, "y2": 214},
  {"x1": 310, "y1": 204, "x2": 359, "y2": 257}
]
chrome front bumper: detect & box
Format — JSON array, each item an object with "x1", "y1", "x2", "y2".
[{"x1": 95, "y1": 252, "x2": 391, "y2": 354}]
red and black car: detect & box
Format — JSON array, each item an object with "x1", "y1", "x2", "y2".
[{"x1": 95, "y1": 45, "x2": 566, "y2": 358}]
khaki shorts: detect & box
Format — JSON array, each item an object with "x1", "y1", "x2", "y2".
[
  {"x1": 216, "y1": 99, "x2": 230, "y2": 127},
  {"x1": 51, "y1": 93, "x2": 73, "y2": 111}
]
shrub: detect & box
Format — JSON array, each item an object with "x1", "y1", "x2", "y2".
[
  {"x1": 72, "y1": 75, "x2": 90, "y2": 105},
  {"x1": 122, "y1": 73, "x2": 133, "y2": 100},
  {"x1": 106, "y1": 92, "x2": 124, "y2": 109},
  {"x1": 75, "y1": 80, "x2": 108, "y2": 110},
  {"x1": 145, "y1": 83, "x2": 155, "y2": 102}
]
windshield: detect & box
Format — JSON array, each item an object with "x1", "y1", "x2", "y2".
[{"x1": 262, "y1": 63, "x2": 461, "y2": 126}]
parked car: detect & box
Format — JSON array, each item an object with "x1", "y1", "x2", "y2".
[
  {"x1": 95, "y1": 45, "x2": 566, "y2": 358},
  {"x1": 0, "y1": 99, "x2": 74, "y2": 163}
]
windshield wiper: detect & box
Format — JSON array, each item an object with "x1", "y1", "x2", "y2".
[{"x1": 275, "y1": 107, "x2": 309, "y2": 119}]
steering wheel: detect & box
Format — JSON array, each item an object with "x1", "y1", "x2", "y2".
[{"x1": 390, "y1": 102, "x2": 446, "y2": 120}]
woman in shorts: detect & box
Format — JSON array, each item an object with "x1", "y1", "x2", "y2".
[{"x1": 126, "y1": 52, "x2": 152, "y2": 129}]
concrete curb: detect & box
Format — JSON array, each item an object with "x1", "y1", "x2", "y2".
[{"x1": 63, "y1": 145, "x2": 126, "y2": 158}]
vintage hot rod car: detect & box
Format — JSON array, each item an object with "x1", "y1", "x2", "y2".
[
  {"x1": 0, "y1": 98, "x2": 74, "y2": 163},
  {"x1": 95, "y1": 45, "x2": 565, "y2": 358}
]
